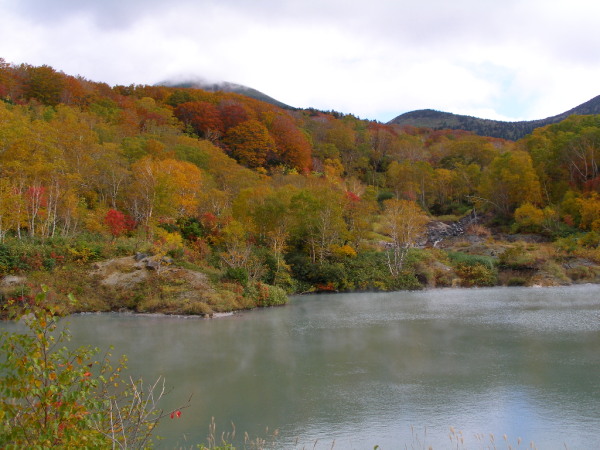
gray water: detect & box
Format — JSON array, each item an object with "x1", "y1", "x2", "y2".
[{"x1": 8, "y1": 285, "x2": 600, "y2": 448}]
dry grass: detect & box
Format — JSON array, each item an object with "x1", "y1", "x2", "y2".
[
  {"x1": 196, "y1": 425, "x2": 542, "y2": 450},
  {"x1": 466, "y1": 224, "x2": 492, "y2": 237}
]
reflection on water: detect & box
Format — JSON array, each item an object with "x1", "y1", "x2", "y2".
[{"x1": 7, "y1": 285, "x2": 600, "y2": 448}]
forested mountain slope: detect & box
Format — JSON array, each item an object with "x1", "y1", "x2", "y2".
[
  {"x1": 158, "y1": 78, "x2": 294, "y2": 110},
  {"x1": 388, "y1": 95, "x2": 600, "y2": 140},
  {"x1": 0, "y1": 58, "x2": 599, "y2": 312}
]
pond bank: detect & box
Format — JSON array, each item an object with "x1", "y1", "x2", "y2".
[{"x1": 1, "y1": 235, "x2": 599, "y2": 317}]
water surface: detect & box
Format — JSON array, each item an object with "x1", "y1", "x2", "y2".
[{"x1": 8, "y1": 285, "x2": 600, "y2": 448}]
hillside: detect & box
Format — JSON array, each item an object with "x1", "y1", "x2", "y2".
[
  {"x1": 388, "y1": 95, "x2": 600, "y2": 140},
  {"x1": 0, "y1": 59, "x2": 599, "y2": 313},
  {"x1": 158, "y1": 78, "x2": 294, "y2": 110}
]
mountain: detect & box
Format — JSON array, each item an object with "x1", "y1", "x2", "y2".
[
  {"x1": 387, "y1": 95, "x2": 600, "y2": 140},
  {"x1": 157, "y1": 78, "x2": 294, "y2": 110}
]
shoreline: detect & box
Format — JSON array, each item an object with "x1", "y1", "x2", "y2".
[{"x1": 63, "y1": 282, "x2": 600, "y2": 319}]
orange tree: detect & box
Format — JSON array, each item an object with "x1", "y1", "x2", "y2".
[{"x1": 223, "y1": 119, "x2": 276, "y2": 168}]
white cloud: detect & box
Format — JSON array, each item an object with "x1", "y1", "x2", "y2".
[{"x1": 1, "y1": 0, "x2": 600, "y2": 122}]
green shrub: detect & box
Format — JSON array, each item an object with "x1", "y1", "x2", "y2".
[
  {"x1": 336, "y1": 252, "x2": 391, "y2": 291},
  {"x1": 42, "y1": 257, "x2": 57, "y2": 271},
  {"x1": 566, "y1": 265, "x2": 596, "y2": 281},
  {"x1": 541, "y1": 260, "x2": 570, "y2": 283},
  {"x1": 272, "y1": 267, "x2": 297, "y2": 293},
  {"x1": 507, "y1": 277, "x2": 528, "y2": 286},
  {"x1": 376, "y1": 191, "x2": 394, "y2": 204},
  {"x1": 389, "y1": 271, "x2": 423, "y2": 290},
  {"x1": 499, "y1": 245, "x2": 538, "y2": 270},
  {"x1": 287, "y1": 250, "x2": 428, "y2": 292},
  {"x1": 248, "y1": 282, "x2": 288, "y2": 307},
  {"x1": 447, "y1": 251, "x2": 496, "y2": 269},
  {"x1": 0, "y1": 244, "x2": 20, "y2": 274},
  {"x1": 175, "y1": 217, "x2": 204, "y2": 241},
  {"x1": 434, "y1": 268, "x2": 455, "y2": 287},
  {"x1": 579, "y1": 231, "x2": 600, "y2": 248},
  {"x1": 286, "y1": 253, "x2": 344, "y2": 290},
  {"x1": 224, "y1": 267, "x2": 249, "y2": 286},
  {"x1": 0, "y1": 288, "x2": 180, "y2": 448},
  {"x1": 455, "y1": 263, "x2": 497, "y2": 287}
]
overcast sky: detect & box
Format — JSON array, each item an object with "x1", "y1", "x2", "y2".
[{"x1": 2, "y1": 0, "x2": 599, "y2": 122}]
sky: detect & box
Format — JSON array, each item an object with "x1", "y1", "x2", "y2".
[{"x1": 1, "y1": 0, "x2": 600, "y2": 123}]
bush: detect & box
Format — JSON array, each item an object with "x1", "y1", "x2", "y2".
[
  {"x1": 343, "y1": 252, "x2": 394, "y2": 291},
  {"x1": 42, "y1": 257, "x2": 57, "y2": 271},
  {"x1": 175, "y1": 217, "x2": 204, "y2": 241},
  {"x1": 376, "y1": 191, "x2": 394, "y2": 205},
  {"x1": 224, "y1": 267, "x2": 249, "y2": 286},
  {"x1": 247, "y1": 282, "x2": 288, "y2": 307},
  {"x1": 455, "y1": 263, "x2": 497, "y2": 287},
  {"x1": 287, "y1": 250, "x2": 428, "y2": 292},
  {"x1": 554, "y1": 235, "x2": 580, "y2": 254},
  {"x1": 0, "y1": 287, "x2": 182, "y2": 447},
  {"x1": 67, "y1": 242, "x2": 103, "y2": 264},
  {"x1": 0, "y1": 244, "x2": 21, "y2": 274},
  {"x1": 272, "y1": 266, "x2": 297, "y2": 293},
  {"x1": 513, "y1": 202, "x2": 544, "y2": 233},
  {"x1": 540, "y1": 260, "x2": 570, "y2": 283},
  {"x1": 507, "y1": 277, "x2": 528, "y2": 286},
  {"x1": 447, "y1": 251, "x2": 496, "y2": 269},
  {"x1": 389, "y1": 271, "x2": 423, "y2": 290},
  {"x1": 566, "y1": 265, "x2": 597, "y2": 282},
  {"x1": 499, "y1": 245, "x2": 538, "y2": 270},
  {"x1": 579, "y1": 231, "x2": 600, "y2": 248}
]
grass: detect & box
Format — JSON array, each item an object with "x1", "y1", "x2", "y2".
[
  {"x1": 447, "y1": 251, "x2": 496, "y2": 269},
  {"x1": 2, "y1": 228, "x2": 600, "y2": 316},
  {"x1": 195, "y1": 423, "x2": 542, "y2": 450}
]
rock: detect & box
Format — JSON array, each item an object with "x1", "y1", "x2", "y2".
[
  {"x1": 101, "y1": 269, "x2": 149, "y2": 288},
  {"x1": 145, "y1": 259, "x2": 160, "y2": 270},
  {"x1": 426, "y1": 211, "x2": 480, "y2": 246},
  {"x1": 494, "y1": 233, "x2": 550, "y2": 243},
  {"x1": 1, "y1": 275, "x2": 27, "y2": 287},
  {"x1": 90, "y1": 255, "x2": 213, "y2": 304},
  {"x1": 134, "y1": 252, "x2": 149, "y2": 262}
]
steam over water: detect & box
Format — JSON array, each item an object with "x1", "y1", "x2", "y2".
[{"x1": 32, "y1": 285, "x2": 600, "y2": 447}]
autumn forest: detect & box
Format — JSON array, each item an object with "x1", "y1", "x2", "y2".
[{"x1": 1, "y1": 59, "x2": 599, "y2": 314}]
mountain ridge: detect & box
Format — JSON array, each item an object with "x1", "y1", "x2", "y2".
[
  {"x1": 158, "y1": 76, "x2": 600, "y2": 140},
  {"x1": 387, "y1": 95, "x2": 600, "y2": 140},
  {"x1": 157, "y1": 78, "x2": 294, "y2": 110}
]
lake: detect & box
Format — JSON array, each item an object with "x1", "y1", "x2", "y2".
[{"x1": 6, "y1": 284, "x2": 600, "y2": 448}]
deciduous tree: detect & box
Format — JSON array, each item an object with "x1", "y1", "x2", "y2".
[
  {"x1": 223, "y1": 120, "x2": 275, "y2": 168},
  {"x1": 268, "y1": 114, "x2": 312, "y2": 171},
  {"x1": 382, "y1": 199, "x2": 429, "y2": 276},
  {"x1": 174, "y1": 101, "x2": 224, "y2": 141},
  {"x1": 128, "y1": 157, "x2": 203, "y2": 229},
  {"x1": 478, "y1": 151, "x2": 542, "y2": 217}
]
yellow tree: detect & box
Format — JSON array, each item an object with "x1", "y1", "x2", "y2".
[
  {"x1": 129, "y1": 157, "x2": 203, "y2": 230},
  {"x1": 577, "y1": 193, "x2": 600, "y2": 231},
  {"x1": 0, "y1": 105, "x2": 67, "y2": 238},
  {"x1": 477, "y1": 151, "x2": 542, "y2": 217},
  {"x1": 386, "y1": 160, "x2": 433, "y2": 206},
  {"x1": 382, "y1": 199, "x2": 429, "y2": 276},
  {"x1": 342, "y1": 187, "x2": 377, "y2": 250},
  {"x1": 0, "y1": 178, "x2": 25, "y2": 242},
  {"x1": 219, "y1": 220, "x2": 266, "y2": 283},
  {"x1": 93, "y1": 143, "x2": 131, "y2": 208},
  {"x1": 289, "y1": 185, "x2": 348, "y2": 264},
  {"x1": 233, "y1": 184, "x2": 297, "y2": 273}
]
